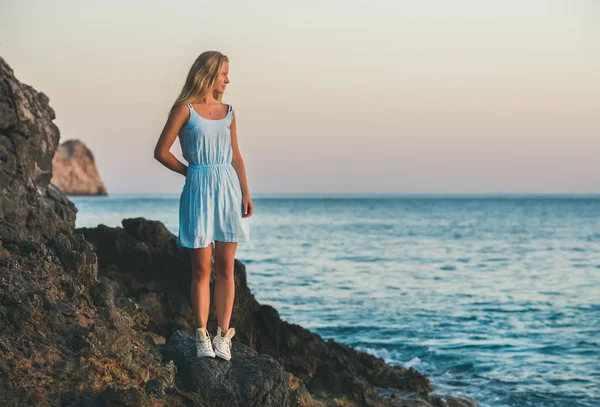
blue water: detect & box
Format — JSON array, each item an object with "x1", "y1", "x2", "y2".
[{"x1": 71, "y1": 194, "x2": 600, "y2": 407}]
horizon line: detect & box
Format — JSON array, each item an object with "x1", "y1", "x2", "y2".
[{"x1": 67, "y1": 192, "x2": 600, "y2": 199}]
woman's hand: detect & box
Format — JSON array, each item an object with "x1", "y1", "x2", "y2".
[{"x1": 242, "y1": 195, "x2": 254, "y2": 218}]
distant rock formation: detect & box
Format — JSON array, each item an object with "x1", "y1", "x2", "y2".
[
  {"x1": 0, "y1": 56, "x2": 76, "y2": 242},
  {"x1": 51, "y1": 139, "x2": 108, "y2": 196}
]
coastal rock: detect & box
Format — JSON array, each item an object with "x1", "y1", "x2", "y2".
[
  {"x1": 0, "y1": 219, "x2": 182, "y2": 406},
  {"x1": 0, "y1": 218, "x2": 311, "y2": 407},
  {"x1": 77, "y1": 217, "x2": 480, "y2": 407},
  {"x1": 51, "y1": 139, "x2": 108, "y2": 196},
  {"x1": 0, "y1": 57, "x2": 77, "y2": 241},
  {"x1": 162, "y1": 330, "x2": 313, "y2": 407}
]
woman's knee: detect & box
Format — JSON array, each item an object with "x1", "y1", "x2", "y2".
[
  {"x1": 213, "y1": 257, "x2": 234, "y2": 278},
  {"x1": 191, "y1": 264, "x2": 211, "y2": 280}
]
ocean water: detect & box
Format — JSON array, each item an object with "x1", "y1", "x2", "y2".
[{"x1": 71, "y1": 194, "x2": 600, "y2": 407}]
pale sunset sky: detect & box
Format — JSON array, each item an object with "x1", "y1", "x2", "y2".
[{"x1": 1, "y1": 0, "x2": 598, "y2": 195}]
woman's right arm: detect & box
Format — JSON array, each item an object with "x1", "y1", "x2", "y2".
[{"x1": 153, "y1": 103, "x2": 189, "y2": 176}]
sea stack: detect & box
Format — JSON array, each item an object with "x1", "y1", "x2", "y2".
[{"x1": 51, "y1": 139, "x2": 108, "y2": 196}]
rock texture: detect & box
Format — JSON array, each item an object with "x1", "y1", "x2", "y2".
[
  {"x1": 0, "y1": 56, "x2": 480, "y2": 407},
  {"x1": 51, "y1": 139, "x2": 108, "y2": 196},
  {"x1": 162, "y1": 330, "x2": 312, "y2": 407},
  {"x1": 77, "y1": 218, "x2": 479, "y2": 407},
  {"x1": 0, "y1": 220, "x2": 183, "y2": 406},
  {"x1": 0, "y1": 56, "x2": 76, "y2": 242}
]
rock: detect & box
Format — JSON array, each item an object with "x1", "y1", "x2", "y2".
[
  {"x1": 0, "y1": 219, "x2": 184, "y2": 406},
  {"x1": 77, "y1": 217, "x2": 481, "y2": 407},
  {"x1": 51, "y1": 139, "x2": 108, "y2": 196},
  {"x1": 0, "y1": 56, "x2": 77, "y2": 242},
  {"x1": 0, "y1": 217, "x2": 310, "y2": 406},
  {"x1": 387, "y1": 392, "x2": 480, "y2": 407},
  {"x1": 145, "y1": 332, "x2": 166, "y2": 347},
  {"x1": 162, "y1": 330, "x2": 313, "y2": 406}
]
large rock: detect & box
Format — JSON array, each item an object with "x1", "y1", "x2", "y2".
[
  {"x1": 0, "y1": 219, "x2": 181, "y2": 406},
  {"x1": 0, "y1": 219, "x2": 313, "y2": 407},
  {"x1": 51, "y1": 139, "x2": 108, "y2": 196},
  {"x1": 162, "y1": 330, "x2": 312, "y2": 407},
  {"x1": 0, "y1": 56, "x2": 76, "y2": 241},
  {"x1": 77, "y1": 217, "x2": 480, "y2": 407}
]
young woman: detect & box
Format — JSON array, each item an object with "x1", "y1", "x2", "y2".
[{"x1": 153, "y1": 51, "x2": 253, "y2": 361}]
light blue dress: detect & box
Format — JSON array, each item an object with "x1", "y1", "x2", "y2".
[{"x1": 176, "y1": 102, "x2": 250, "y2": 248}]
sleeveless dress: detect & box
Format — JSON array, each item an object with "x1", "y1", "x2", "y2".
[{"x1": 176, "y1": 102, "x2": 250, "y2": 248}]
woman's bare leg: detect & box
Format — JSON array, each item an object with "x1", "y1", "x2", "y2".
[
  {"x1": 190, "y1": 244, "x2": 213, "y2": 329},
  {"x1": 213, "y1": 241, "x2": 238, "y2": 331}
]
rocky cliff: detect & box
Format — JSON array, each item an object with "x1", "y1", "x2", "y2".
[
  {"x1": 0, "y1": 57, "x2": 76, "y2": 242},
  {"x1": 51, "y1": 139, "x2": 108, "y2": 196},
  {"x1": 0, "y1": 56, "x2": 480, "y2": 407}
]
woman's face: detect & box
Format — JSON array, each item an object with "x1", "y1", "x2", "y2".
[{"x1": 215, "y1": 61, "x2": 230, "y2": 94}]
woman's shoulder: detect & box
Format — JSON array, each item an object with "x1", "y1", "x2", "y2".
[
  {"x1": 169, "y1": 102, "x2": 193, "y2": 128},
  {"x1": 172, "y1": 101, "x2": 190, "y2": 114}
]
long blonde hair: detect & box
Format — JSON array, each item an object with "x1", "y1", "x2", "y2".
[{"x1": 171, "y1": 51, "x2": 229, "y2": 112}]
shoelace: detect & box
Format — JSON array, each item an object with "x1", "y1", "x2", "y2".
[
  {"x1": 220, "y1": 336, "x2": 232, "y2": 349},
  {"x1": 219, "y1": 328, "x2": 235, "y2": 349},
  {"x1": 197, "y1": 332, "x2": 213, "y2": 351},
  {"x1": 199, "y1": 340, "x2": 212, "y2": 351}
]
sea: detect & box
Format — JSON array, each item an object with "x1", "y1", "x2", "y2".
[{"x1": 70, "y1": 193, "x2": 600, "y2": 407}]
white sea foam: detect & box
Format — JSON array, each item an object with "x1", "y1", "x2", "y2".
[{"x1": 403, "y1": 357, "x2": 422, "y2": 369}]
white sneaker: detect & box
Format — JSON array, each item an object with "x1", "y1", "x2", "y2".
[
  {"x1": 196, "y1": 327, "x2": 215, "y2": 358},
  {"x1": 212, "y1": 326, "x2": 235, "y2": 360}
]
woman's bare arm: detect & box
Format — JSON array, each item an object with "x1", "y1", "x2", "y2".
[
  {"x1": 153, "y1": 103, "x2": 189, "y2": 176},
  {"x1": 230, "y1": 111, "x2": 250, "y2": 197}
]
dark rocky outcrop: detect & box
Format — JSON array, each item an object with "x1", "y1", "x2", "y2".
[
  {"x1": 0, "y1": 56, "x2": 480, "y2": 406},
  {"x1": 0, "y1": 220, "x2": 183, "y2": 406},
  {"x1": 51, "y1": 139, "x2": 108, "y2": 196},
  {"x1": 0, "y1": 218, "x2": 313, "y2": 406},
  {"x1": 162, "y1": 331, "x2": 312, "y2": 407},
  {"x1": 77, "y1": 218, "x2": 479, "y2": 407},
  {"x1": 0, "y1": 56, "x2": 77, "y2": 242}
]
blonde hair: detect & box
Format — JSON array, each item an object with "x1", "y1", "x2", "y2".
[{"x1": 171, "y1": 51, "x2": 229, "y2": 112}]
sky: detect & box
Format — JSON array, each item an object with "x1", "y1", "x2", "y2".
[{"x1": 1, "y1": 0, "x2": 598, "y2": 195}]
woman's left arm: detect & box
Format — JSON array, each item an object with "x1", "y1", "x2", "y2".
[{"x1": 230, "y1": 110, "x2": 253, "y2": 217}]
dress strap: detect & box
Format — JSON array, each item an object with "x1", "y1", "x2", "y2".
[{"x1": 228, "y1": 104, "x2": 232, "y2": 113}]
